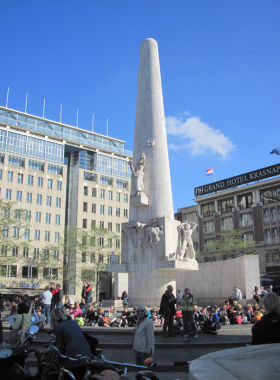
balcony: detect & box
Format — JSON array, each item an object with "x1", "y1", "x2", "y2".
[{"x1": 265, "y1": 237, "x2": 279, "y2": 245}]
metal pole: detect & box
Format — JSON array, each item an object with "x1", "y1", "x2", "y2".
[
  {"x1": 60, "y1": 103, "x2": 62, "y2": 123},
  {"x1": 92, "y1": 113, "x2": 94, "y2": 133},
  {"x1": 76, "y1": 109, "x2": 79, "y2": 128},
  {"x1": 212, "y1": 168, "x2": 216, "y2": 182},
  {"x1": 6, "y1": 87, "x2": 9, "y2": 108},
  {"x1": 25, "y1": 93, "x2": 28, "y2": 113},
  {"x1": 43, "y1": 98, "x2": 45, "y2": 118}
]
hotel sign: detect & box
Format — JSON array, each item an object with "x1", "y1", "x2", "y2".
[{"x1": 194, "y1": 163, "x2": 280, "y2": 196}]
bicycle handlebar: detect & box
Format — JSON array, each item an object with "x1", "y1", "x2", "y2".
[
  {"x1": 101, "y1": 355, "x2": 147, "y2": 369},
  {"x1": 43, "y1": 345, "x2": 90, "y2": 363}
]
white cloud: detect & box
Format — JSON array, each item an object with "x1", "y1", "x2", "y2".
[{"x1": 166, "y1": 114, "x2": 236, "y2": 159}]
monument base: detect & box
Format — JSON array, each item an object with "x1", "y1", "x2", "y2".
[{"x1": 130, "y1": 194, "x2": 149, "y2": 207}]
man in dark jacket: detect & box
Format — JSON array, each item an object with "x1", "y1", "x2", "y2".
[
  {"x1": 53, "y1": 283, "x2": 63, "y2": 308},
  {"x1": 84, "y1": 281, "x2": 92, "y2": 306},
  {"x1": 159, "y1": 285, "x2": 177, "y2": 338}
]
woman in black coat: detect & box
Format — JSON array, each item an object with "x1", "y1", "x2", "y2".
[{"x1": 251, "y1": 292, "x2": 280, "y2": 345}]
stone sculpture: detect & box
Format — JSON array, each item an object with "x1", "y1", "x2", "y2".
[
  {"x1": 111, "y1": 251, "x2": 119, "y2": 264},
  {"x1": 129, "y1": 152, "x2": 146, "y2": 196},
  {"x1": 179, "y1": 222, "x2": 197, "y2": 261},
  {"x1": 169, "y1": 252, "x2": 176, "y2": 261},
  {"x1": 147, "y1": 225, "x2": 164, "y2": 246}
]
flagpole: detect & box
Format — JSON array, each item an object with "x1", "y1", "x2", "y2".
[{"x1": 212, "y1": 168, "x2": 216, "y2": 182}]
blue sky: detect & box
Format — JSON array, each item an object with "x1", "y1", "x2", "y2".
[{"x1": 1, "y1": 1, "x2": 279, "y2": 211}]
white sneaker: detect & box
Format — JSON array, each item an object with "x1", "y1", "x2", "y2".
[
  {"x1": 194, "y1": 334, "x2": 198, "y2": 338},
  {"x1": 184, "y1": 334, "x2": 189, "y2": 338}
]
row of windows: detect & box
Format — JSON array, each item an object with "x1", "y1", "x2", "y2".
[
  {"x1": 203, "y1": 232, "x2": 254, "y2": 251},
  {"x1": 84, "y1": 186, "x2": 128, "y2": 202},
  {"x1": 3, "y1": 171, "x2": 62, "y2": 190},
  {"x1": 81, "y1": 252, "x2": 117, "y2": 264},
  {"x1": 1, "y1": 247, "x2": 59, "y2": 260},
  {"x1": 2, "y1": 209, "x2": 61, "y2": 225},
  {"x1": 5, "y1": 189, "x2": 62, "y2": 207},
  {"x1": 2, "y1": 226, "x2": 60, "y2": 242},
  {"x1": 82, "y1": 202, "x2": 128, "y2": 217},
  {"x1": 0, "y1": 265, "x2": 59, "y2": 279},
  {"x1": 87, "y1": 220, "x2": 121, "y2": 233}
]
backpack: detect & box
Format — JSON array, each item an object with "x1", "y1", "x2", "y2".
[{"x1": 233, "y1": 316, "x2": 242, "y2": 324}]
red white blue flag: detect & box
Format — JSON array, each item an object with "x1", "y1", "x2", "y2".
[{"x1": 206, "y1": 168, "x2": 213, "y2": 176}]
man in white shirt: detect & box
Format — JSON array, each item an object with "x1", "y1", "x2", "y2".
[
  {"x1": 39, "y1": 286, "x2": 52, "y2": 326},
  {"x1": 229, "y1": 287, "x2": 242, "y2": 303}
]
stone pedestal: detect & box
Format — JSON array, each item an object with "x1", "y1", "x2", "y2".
[{"x1": 130, "y1": 194, "x2": 149, "y2": 207}]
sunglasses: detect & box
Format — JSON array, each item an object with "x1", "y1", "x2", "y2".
[{"x1": 137, "y1": 310, "x2": 145, "y2": 313}]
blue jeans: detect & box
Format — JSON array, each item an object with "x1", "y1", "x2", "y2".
[
  {"x1": 56, "y1": 302, "x2": 62, "y2": 308},
  {"x1": 135, "y1": 352, "x2": 150, "y2": 366},
  {"x1": 42, "y1": 304, "x2": 51, "y2": 325},
  {"x1": 183, "y1": 311, "x2": 197, "y2": 335},
  {"x1": 85, "y1": 295, "x2": 91, "y2": 306}
]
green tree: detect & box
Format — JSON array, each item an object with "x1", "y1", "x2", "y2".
[{"x1": 196, "y1": 228, "x2": 256, "y2": 262}]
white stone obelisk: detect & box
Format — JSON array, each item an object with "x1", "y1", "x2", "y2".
[{"x1": 129, "y1": 38, "x2": 174, "y2": 221}]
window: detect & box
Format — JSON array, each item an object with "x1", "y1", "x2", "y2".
[
  {"x1": 8, "y1": 155, "x2": 25, "y2": 167},
  {"x1": 16, "y1": 191, "x2": 22, "y2": 201},
  {"x1": 47, "y1": 179, "x2": 53, "y2": 189},
  {"x1": 100, "y1": 175, "x2": 113, "y2": 185},
  {"x1": 83, "y1": 202, "x2": 88, "y2": 212},
  {"x1": 24, "y1": 229, "x2": 30, "y2": 239},
  {"x1": 37, "y1": 194, "x2": 42, "y2": 205},
  {"x1": 82, "y1": 235, "x2": 87, "y2": 245},
  {"x1": 91, "y1": 220, "x2": 96, "y2": 228},
  {"x1": 43, "y1": 268, "x2": 58, "y2": 280},
  {"x1": 12, "y1": 247, "x2": 18, "y2": 257},
  {"x1": 203, "y1": 220, "x2": 214, "y2": 233},
  {"x1": 124, "y1": 209, "x2": 128, "y2": 218},
  {"x1": 25, "y1": 210, "x2": 31, "y2": 221},
  {"x1": 84, "y1": 186, "x2": 88, "y2": 196},
  {"x1": 238, "y1": 194, "x2": 253, "y2": 210},
  {"x1": 108, "y1": 206, "x2": 112, "y2": 216},
  {"x1": 1, "y1": 245, "x2": 7, "y2": 256},
  {"x1": 56, "y1": 198, "x2": 61, "y2": 208},
  {"x1": 108, "y1": 255, "x2": 111, "y2": 263},
  {"x1": 36, "y1": 212, "x2": 41, "y2": 223},
  {"x1": 108, "y1": 222, "x2": 112, "y2": 232},
  {"x1": 14, "y1": 209, "x2": 20, "y2": 220},
  {"x1": 0, "y1": 154, "x2": 4, "y2": 164},
  {"x1": 6, "y1": 189, "x2": 11, "y2": 200},
  {"x1": 201, "y1": 203, "x2": 215, "y2": 218},
  {"x1": 90, "y1": 237, "x2": 95, "y2": 246},
  {"x1": 1, "y1": 265, "x2": 17, "y2": 277},
  {"x1": 243, "y1": 232, "x2": 254, "y2": 245},
  {"x1": 218, "y1": 198, "x2": 234, "y2": 214},
  {"x1": 43, "y1": 249, "x2": 49, "y2": 259},
  {"x1": 18, "y1": 173, "x2": 23, "y2": 184},
  {"x1": 3, "y1": 226, "x2": 8, "y2": 237},
  {"x1": 55, "y1": 214, "x2": 60, "y2": 225},
  {"x1": 38, "y1": 177, "x2": 43, "y2": 187},
  {"x1": 48, "y1": 164, "x2": 63, "y2": 175},
  {"x1": 116, "y1": 208, "x2": 120, "y2": 217},
  {"x1": 23, "y1": 248, "x2": 29, "y2": 258},
  {"x1": 116, "y1": 179, "x2": 128, "y2": 189},
  {"x1": 57, "y1": 181, "x2": 62, "y2": 191},
  {"x1": 108, "y1": 191, "x2": 113, "y2": 200},
  {"x1": 14, "y1": 227, "x2": 19, "y2": 238},
  {"x1": 116, "y1": 193, "x2": 120, "y2": 202},
  {"x1": 124, "y1": 194, "x2": 128, "y2": 203},
  {"x1": 45, "y1": 231, "x2": 50, "y2": 241},
  {"x1": 22, "y1": 266, "x2": 38, "y2": 279},
  {"x1": 99, "y1": 253, "x2": 104, "y2": 262},
  {"x1": 26, "y1": 192, "x2": 32, "y2": 203},
  {"x1": 108, "y1": 238, "x2": 112, "y2": 248},
  {"x1": 240, "y1": 213, "x2": 253, "y2": 227},
  {"x1": 54, "y1": 232, "x2": 60, "y2": 242},
  {"x1": 92, "y1": 204, "x2": 96, "y2": 213},
  {"x1": 54, "y1": 250, "x2": 59, "y2": 260},
  {"x1": 82, "y1": 252, "x2": 86, "y2": 263},
  {"x1": 34, "y1": 248, "x2": 39, "y2": 259},
  {"x1": 46, "y1": 196, "x2": 52, "y2": 206},
  {"x1": 28, "y1": 175, "x2": 34, "y2": 186},
  {"x1": 271, "y1": 207, "x2": 277, "y2": 221},
  {"x1": 83, "y1": 219, "x2": 87, "y2": 228},
  {"x1": 116, "y1": 239, "x2": 120, "y2": 249},
  {"x1": 100, "y1": 205, "x2": 104, "y2": 215},
  {"x1": 0, "y1": 169, "x2": 2, "y2": 180},
  {"x1": 204, "y1": 238, "x2": 215, "y2": 252},
  {"x1": 84, "y1": 172, "x2": 97, "y2": 182},
  {"x1": 45, "y1": 213, "x2": 51, "y2": 224},
  {"x1": 261, "y1": 186, "x2": 280, "y2": 204},
  {"x1": 92, "y1": 188, "x2": 96, "y2": 197},
  {"x1": 4, "y1": 208, "x2": 10, "y2": 218},
  {"x1": 7, "y1": 171, "x2": 13, "y2": 182},
  {"x1": 29, "y1": 159, "x2": 44, "y2": 172},
  {"x1": 116, "y1": 223, "x2": 120, "y2": 233},
  {"x1": 99, "y1": 238, "x2": 104, "y2": 247},
  {"x1": 100, "y1": 189, "x2": 105, "y2": 199},
  {"x1": 34, "y1": 230, "x2": 40, "y2": 240},
  {"x1": 221, "y1": 217, "x2": 233, "y2": 230},
  {"x1": 100, "y1": 221, "x2": 104, "y2": 228}
]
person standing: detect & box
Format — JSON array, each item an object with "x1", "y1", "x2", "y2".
[
  {"x1": 39, "y1": 286, "x2": 52, "y2": 326},
  {"x1": 159, "y1": 285, "x2": 177, "y2": 338},
  {"x1": 81, "y1": 281, "x2": 87, "y2": 299},
  {"x1": 53, "y1": 283, "x2": 63, "y2": 308},
  {"x1": 84, "y1": 281, "x2": 92, "y2": 306},
  {"x1": 50, "y1": 282, "x2": 58, "y2": 311},
  {"x1": 267, "y1": 285, "x2": 273, "y2": 293},
  {"x1": 180, "y1": 287, "x2": 198, "y2": 340},
  {"x1": 132, "y1": 305, "x2": 155, "y2": 365}
]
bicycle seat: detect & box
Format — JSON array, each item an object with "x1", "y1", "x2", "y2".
[
  {"x1": 87, "y1": 360, "x2": 104, "y2": 370},
  {"x1": 135, "y1": 370, "x2": 158, "y2": 380}
]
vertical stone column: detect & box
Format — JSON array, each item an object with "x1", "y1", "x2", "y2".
[{"x1": 130, "y1": 38, "x2": 174, "y2": 222}]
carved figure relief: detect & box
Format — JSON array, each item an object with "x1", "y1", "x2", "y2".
[
  {"x1": 147, "y1": 225, "x2": 164, "y2": 247},
  {"x1": 179, "y1": 222, "x2": 197, "y2": 261},
  {"x1": 169, "y1": 252, "x2": 176, "y2": 261},
  {"x1": 147, "y1": 138, "x2": 155, "y2": 147},
  {"x1": 111, "y1": 251, "x2": 119, "y2": 264},
  {"x1": 129, "y1": 152, "x2": 146, "y2": 196}
]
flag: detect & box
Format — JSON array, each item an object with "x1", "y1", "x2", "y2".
[
  {"x1": 270, "y1": 148, "x2": 280, "y2": 156},
  {"x1": 206, "y1": 168, "x2": 213, "y2": 176}
]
